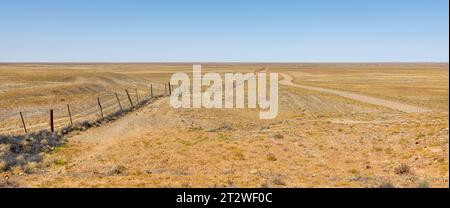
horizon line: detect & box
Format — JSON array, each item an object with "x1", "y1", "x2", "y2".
[{"x1": 0, "y1": 61, "x2": 449, "y2": 64}]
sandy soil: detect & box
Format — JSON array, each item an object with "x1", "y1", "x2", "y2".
[{"x1": 0, "y1": 63, "x2": 448, "y2": 188}]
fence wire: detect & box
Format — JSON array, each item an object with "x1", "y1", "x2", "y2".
[{"x1": 0, "y1": 83, "x2": 169, "y2": 135}]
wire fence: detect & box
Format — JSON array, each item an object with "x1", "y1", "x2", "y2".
[
  {"x1": 1, "y1": 68, "x2": 263, "y2": 136},
  {"x1": 0, "y1": 82, "x2": 174, "y2": 136}
]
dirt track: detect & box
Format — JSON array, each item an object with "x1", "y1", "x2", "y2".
[
  {"x1": 3, "y1": 64, "x2": 448, "y2": 188},
  {"x1": 279, "y1": 73, "x2": 431, "y2": 113}
]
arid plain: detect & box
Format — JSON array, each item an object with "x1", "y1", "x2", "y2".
[{"x1": 0, "y1": 63, "x2": 448, "y2": 187}]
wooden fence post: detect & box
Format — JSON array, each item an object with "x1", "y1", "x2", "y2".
[
  {"x1": 164, "y1": 84, "x2": 167, "y2": 95},
  {"x1": 97, "y1": 97, "x2": 104, "y2": 119},
  {"x1": 150, "y1": 84, "x2": 153, "y2": 98},
  {"x1": 115, "y1": 93, "x2": 123, "y2": 112},
  {"x1": 135, "y1": 88, "x2": 139, "y2": 104},
  {"x1": 19, "y1": 112, "x2": 27, "y2": 134},
  {"x1": 50, "y1": 109, "x2": 54, "y2": 132},
  {"x1": 125, "y1": 89, "x2": 134, "y2": 108},
  {"x1": 168, "y1": 82, "x2": 172, "y2": 95},
  {"x1": 67, "y1": 104, "x2": 73, "y2": 126}
]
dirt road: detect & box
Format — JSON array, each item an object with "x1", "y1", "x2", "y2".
[
  {"x1": 279, "y1": 73, "x2": 431, "y2": 113},
  {"x1": 12, "y1": 75, "x2": 448, "y2": 188}
]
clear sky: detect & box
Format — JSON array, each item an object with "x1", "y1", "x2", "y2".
[{"x1": 0, "y1": 0, "x2": 448, "y2": 62}]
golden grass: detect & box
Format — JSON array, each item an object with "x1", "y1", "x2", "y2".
[{"x1": 0, "y1": 63, "x2": 448, "y2": 188}]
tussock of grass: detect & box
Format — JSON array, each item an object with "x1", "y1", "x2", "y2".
[
  {"x1": 0, "y1": 130, "x2": 66, "y2": 172},
  {"x1": 418, "y1": 180, "x2": 430, "y2": 188},
  {"x1": 266, "y1": 153, "x2": 277, "y2": 161},
  {"x1": 394, "y1": 164, "x2": 411, "y2": 175},
  {"x1": 0, "y1": 95, "x2": 163, "y2": 173},
  {"x1": 378, "y1": 181, "x2": 395, "y2": 188},
  {"x1": 106, "y1": 165, "x2": 126, "y2": 176}
]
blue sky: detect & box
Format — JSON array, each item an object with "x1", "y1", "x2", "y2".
[{"x1": 0, "y1": 0, "x2": 448, "y2": 62}]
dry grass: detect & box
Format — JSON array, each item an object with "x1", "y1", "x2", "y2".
[
  {"x1": 0, "y1": 63, "x2": 448, "y2": 188},
  {"x1": 269, "y1": 63, "x2": 449, "y2": 111}
]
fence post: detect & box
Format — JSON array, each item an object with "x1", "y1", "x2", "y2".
[
  {"x1": 19, "y1": 112, "x2": 27, "y2": 134},
  {"x1": 135, "y1": 88, "x2": 139, "y2": 104},
  {"x1": 115, "y1": 93, "x2": 123, "y2": 112},
  {"x1": 97, "y1": 97, "x2": 104, "y2": 119},
  {"x1": 125, "y1": 89, "x2": 134, "y2": 108},
  {"x1": 150, "y1": 84, "x2": 153, "y2": 98},
  {"x1": 168, "y1": 82, "x2": 172, "y2": 95},
  {"x1": 67, "y1": 104, "x2": 73, "y2": 126},
  {"x1": 50, "y1": 109, "x2": 54, "y2": 133},
  {"x1": 164, "y1": 84, "x2": 167, "y2": 95}
]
